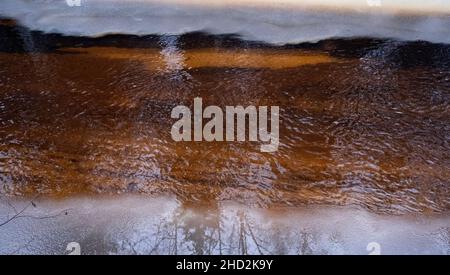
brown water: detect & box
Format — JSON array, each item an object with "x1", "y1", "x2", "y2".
[{"x1": 0, "y1": 20, "x2": 449, "y2": 214}]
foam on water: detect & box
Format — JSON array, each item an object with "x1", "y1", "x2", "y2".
[{"x1": 1, "y1": 0, "x2": 450, "y2": 44}]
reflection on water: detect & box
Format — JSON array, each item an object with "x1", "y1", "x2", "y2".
[
  {"x1": 0, "y1": 196, "x2": 449, "y2": 255},
  {"x1": 0, "y1": 21, "x2": 449, "y2": 214}
]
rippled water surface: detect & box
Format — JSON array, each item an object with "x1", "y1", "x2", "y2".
[{"x1": 0, "y1": 20, "x2": 449, "y2": 214}]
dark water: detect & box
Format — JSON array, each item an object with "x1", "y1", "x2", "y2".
[{"x1": 0, "y1": 20, "x2": 449, "y2": 214}]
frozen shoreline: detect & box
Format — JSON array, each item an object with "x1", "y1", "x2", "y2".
[
  {"x1": 1, "y1": 0, "x2": 450, "y2": 44},
  {"x1": 0, "y1": 196, "x2": 449, "y2": 254}
]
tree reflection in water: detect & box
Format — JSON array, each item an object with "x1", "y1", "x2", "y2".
[{"x1": 0, "y1": 196, "x2": 449, "y2": 254}]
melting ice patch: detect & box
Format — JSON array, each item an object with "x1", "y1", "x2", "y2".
[
  {"x1": 0, "y1": 0, "x2": 450, "y2": 44},
  {"x1": 0, "y1": 196, "x2": 449, "y2": 254}
]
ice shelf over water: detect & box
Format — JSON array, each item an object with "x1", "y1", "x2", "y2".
[{"x1": 1, "y1": 0, "x2": 450, "y2": 44}]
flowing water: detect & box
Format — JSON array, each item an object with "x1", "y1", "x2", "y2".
[
  {"x1": 0, "y1": 0, "x2": 450, "y2": 254},
  {"x1": 1, "y1": 20, "x2": 449, "y2": 214}
]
